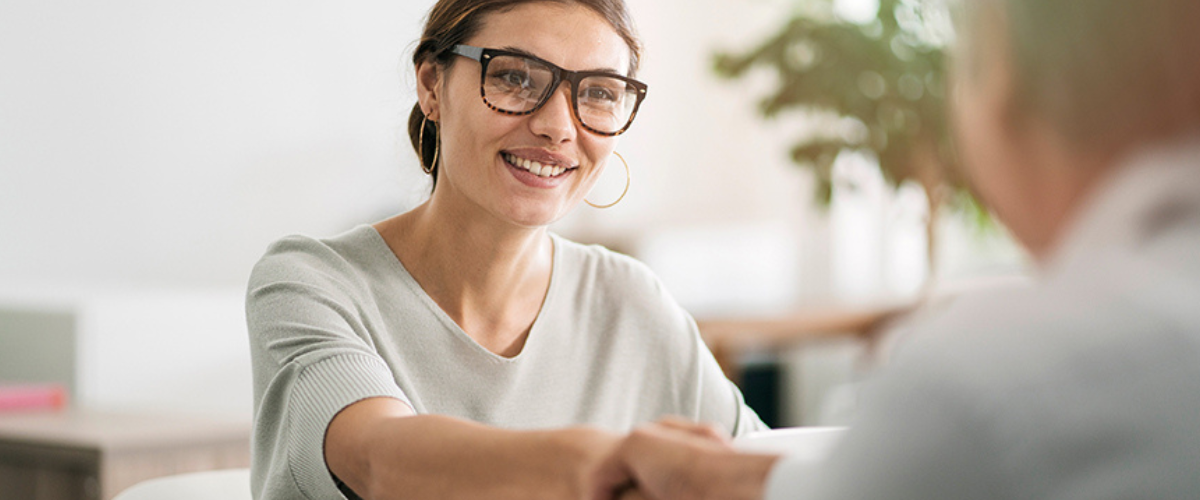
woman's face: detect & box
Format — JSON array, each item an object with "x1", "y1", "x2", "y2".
[{"x1": 421, "y1": 2, "x2": 632, "y2": 228}]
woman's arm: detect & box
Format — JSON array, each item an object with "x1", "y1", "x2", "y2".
[
  {"x1": 325, "y1": 397, "x2": 629, "y2": 500},
  {"x1": 248, "y1": 238, "x2": 626, "y2": 500}
]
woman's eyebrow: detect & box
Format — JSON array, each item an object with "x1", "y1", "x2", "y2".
[{"x1": 499, "y1": 45, "x2": 624, "y2": 75}]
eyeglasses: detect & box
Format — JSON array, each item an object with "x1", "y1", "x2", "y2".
[{"x1": 448, "y1": 44, "x2": 648, "y2": 136}]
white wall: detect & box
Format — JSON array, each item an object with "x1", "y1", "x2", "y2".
[
  {"x1": 0, "y1": 288, "x2": 252, "y2": 418},
  {"x1": 1, "y1": 0, "x2": 428, "y2": 288}
]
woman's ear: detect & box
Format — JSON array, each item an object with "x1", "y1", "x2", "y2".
[{"x1": 416, "y1": 60, "x2": 443, "y2": 122}]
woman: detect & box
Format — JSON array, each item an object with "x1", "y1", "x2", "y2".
[{"x1": 246, "y1": 1, "x2": 766, "y2": 499}]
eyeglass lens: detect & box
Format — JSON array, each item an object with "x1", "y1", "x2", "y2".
[{"x1": 483, "y1": 54, "x2": 639, "y2": 134}]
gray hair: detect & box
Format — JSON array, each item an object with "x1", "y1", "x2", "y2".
[{"x1": 952, "y1": 0, "x2": 1200, "y2": 151}]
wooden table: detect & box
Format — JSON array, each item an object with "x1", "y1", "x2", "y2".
[
  {"x1": 697, "y1": 302, "x2": 911, "y2": 381},
  {"x1": 0, "y1": 410, "x2": 250, "y2": 500}
]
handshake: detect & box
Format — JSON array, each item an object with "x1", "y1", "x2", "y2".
[{"x1": 579, "y1": 418, "x2": 793, "y2": 500}]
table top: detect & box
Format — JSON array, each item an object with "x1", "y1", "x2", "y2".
[
  {"x1": 696, "y1": 301, "x2": 912, "y2": 349},
  {"x1": 0, "y1": 409, "x2": 250, "y2": 451}
]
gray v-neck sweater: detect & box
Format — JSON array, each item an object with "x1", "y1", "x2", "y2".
[{"x1": 246, "y1": 225, "x2": 765, "y2": 500}]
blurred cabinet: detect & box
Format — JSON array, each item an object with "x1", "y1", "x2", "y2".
[
  {"x1": 0, "y1": 289, "x2": 252, "y2": 418},
  {"x1": 0, "y1": 410, "x2": 250, "y2": 500}
]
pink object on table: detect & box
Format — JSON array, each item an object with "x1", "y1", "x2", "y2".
[{"x1": 0, "y1": 384, "x2": 68, "y2": 412}]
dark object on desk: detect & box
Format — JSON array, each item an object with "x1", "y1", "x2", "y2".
[{"x1": 739, "y1": 357, "x2": 783, "y2": 429}]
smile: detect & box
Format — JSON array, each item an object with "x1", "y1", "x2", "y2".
[{"x1": 502, "y1": 152, "x2": 573, "y2": 178}]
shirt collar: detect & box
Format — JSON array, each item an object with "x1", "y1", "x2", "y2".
[{"x1": 1049, "y1": 131, "x2": 1200, "y2": 272}]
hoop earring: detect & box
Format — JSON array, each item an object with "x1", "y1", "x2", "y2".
[
  {"x1": 585, "y1": 151, "x2": 630, "y2": 209},
  {"x1": 418, "y1": 116, "x2": 438, "y2": 175}
]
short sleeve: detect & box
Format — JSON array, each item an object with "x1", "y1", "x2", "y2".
[
  {"x1": 247, "y1": 238, "x2": 410, "y2": 500},
  {"x1": 566, "y1": 238, "x2": 768, "y2": 437},
  {"x1": 640, "y1": 266, "x2": 768, "y2": 436},
  {"x1": 685, "y1": 308, "x2": 769, "y2": 436}
]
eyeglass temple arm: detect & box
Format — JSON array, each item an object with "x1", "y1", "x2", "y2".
[{"x1": 449, "y1": 45, "x2": 484, "y2": 61}]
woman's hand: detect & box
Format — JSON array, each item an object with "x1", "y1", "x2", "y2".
[
  {"x1": 614, "y1": 487, "x2": 653, "y2": 500},
  {"x1": 600, "y1": 419, "x2": 780, "y2": 500},
  {"x1": 651, "y1": 416, "x2": 733, "y2": 445}
]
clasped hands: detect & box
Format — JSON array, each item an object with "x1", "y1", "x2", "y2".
[{"x1": 587, "y1": 418, "x2": 780, "y2": 500}]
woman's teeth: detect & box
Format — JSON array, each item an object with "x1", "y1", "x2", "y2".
[{"x1": 503, "y1": 153, "x2": 567, "y2": 178}]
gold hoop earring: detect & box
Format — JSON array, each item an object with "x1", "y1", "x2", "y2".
[
  {"x1": 585, "y1": 151, "x2": 630, "y2": 209},
  {"x1": 418, "y1": 116, "x2": 438, "y2": 175}
]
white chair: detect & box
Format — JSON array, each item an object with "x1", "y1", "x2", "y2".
[{"x1": 112, "y1": 468, "x2": 252, "y2": 500}]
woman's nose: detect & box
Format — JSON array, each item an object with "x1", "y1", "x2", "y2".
[{"x1": 529, "y1": 84, "x2": 576, "y2": 143}]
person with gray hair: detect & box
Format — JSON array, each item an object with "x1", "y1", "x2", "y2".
[{"x1": 597, "y1": 0, "x2": 1200, "y2": 498}]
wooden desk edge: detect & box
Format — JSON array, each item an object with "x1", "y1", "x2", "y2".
[
  {"x1": 695, "y1": 303, "x2": 914, "y2": 381},
  {"x1": 696, "y1": 303, "x2": 911, "y2": 348}
]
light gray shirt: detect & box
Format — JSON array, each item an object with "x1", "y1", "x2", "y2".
[
  {"x1": 247, "y1": 228, "x2": 765, "y2": 500},
  {"x1": 765, "y1": 135, "x2": 1200, "y2": 499}
]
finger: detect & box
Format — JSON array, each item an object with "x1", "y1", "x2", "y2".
[
  {"x1": 587, "y1": 449, "x2": 636, "y2": 500},
  {"x1": 615, "y1": 487, "x2": 654, "y2": 500},
  {"x1": 655, "y1": 418, "x2": 731, "y2": 445},
  {"x1": 617, "y1": 425, "x2": 711, "y2": 500},
  {"x1": 610, "y1": 479, "x2": 638, "y2": 499}
]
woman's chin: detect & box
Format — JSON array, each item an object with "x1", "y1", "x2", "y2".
[{"x1": 501, "y1": 201, "x2": 573, "y2": 229}]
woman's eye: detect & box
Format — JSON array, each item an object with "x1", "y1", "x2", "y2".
[
  {"x1": 581, "y1": 86, "x2": 618, "y2": 102},
  {"x1": 492, "y1": 70, "x2": 533, "y2": 89}
]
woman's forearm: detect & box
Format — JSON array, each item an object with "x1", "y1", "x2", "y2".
[{"x1": 325, "y1": 397, "x2": 621, "y2": 500}]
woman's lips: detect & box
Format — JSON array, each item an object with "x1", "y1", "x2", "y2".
[
  {"x1": 502, "y1": 152, "x2": 574, "y2": 178},
  {"x1": 501, "y1": 152, "x2": 576, "y2": 188}
]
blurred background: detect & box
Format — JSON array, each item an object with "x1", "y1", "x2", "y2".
[{"x1": 1, "y1": 0, "x2": 1027, "y2": 449}]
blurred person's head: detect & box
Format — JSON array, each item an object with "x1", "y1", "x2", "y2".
[
  {"x1": 407, "y1": 0, "x2": 642, "y2": 204},
  {"x1": 950, "y1": 0, "x2": 1200, "y2": 259}
]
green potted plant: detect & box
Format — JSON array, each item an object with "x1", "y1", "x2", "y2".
[{"x1": 714, "y1": 0, "x2": 980, "y2": 271}]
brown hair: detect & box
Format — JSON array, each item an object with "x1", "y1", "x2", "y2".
[
  {"x1": 953, "y1": 0, "x2": 1200, "y2": 156},
  {"x1": 408, "y1": 0, "x2": 642, "y2": 189}
]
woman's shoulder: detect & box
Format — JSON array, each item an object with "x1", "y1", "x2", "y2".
[
  {"x1": 551, "y1": 233, "x2": 666, "y2": 299},
  {"x1": 249, "y1": 225, "x2": 387, "y2": 291},
  {"x1": 553, "y1": 233, "x2": 654, "y2": 274},
  {"x1": 549, "y1": 234, "x2": 698, "y2": 352}
]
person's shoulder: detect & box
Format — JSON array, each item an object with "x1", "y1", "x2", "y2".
[
  {"x1": 553, "y1": 234, "x2": 661, "y2": 287},
  {"x1": 249, "y1": 225, "x2": 382, "y2": 292},
  {"x1": 549, "y1": 234, "x2": 678, "y2": 314},
  {"x1": 857, "y1": 284, "x2": 1092, "y2": 445},
  {"x1": 549, "y1": 235, "x2": 701, "y2": 355},
  {"x1": 877, "y1": 265, "x2": 1200, "y2": 473},
  {"x1": 892, "y1": 267, "x2": 1196, "y2": 396},
  {"x1": 906, "y1": 281, "x2": 1076, "y2": 353}
]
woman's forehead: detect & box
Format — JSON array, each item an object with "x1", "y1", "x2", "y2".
[{"x1": 468, "y1": 2, "x2": 631, "y2": 75}]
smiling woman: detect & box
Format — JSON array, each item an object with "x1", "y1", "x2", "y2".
[
  {"x1": 408, "y1": 1, "x2": 640, "y2": 227},
  {"x1": 244, "y1": 1, "x2": 766, "y2": 500}
]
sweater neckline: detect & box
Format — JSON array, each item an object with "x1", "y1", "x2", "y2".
[{"x1": 358, "y1": 225, "x2": 564, "y2": 364}]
